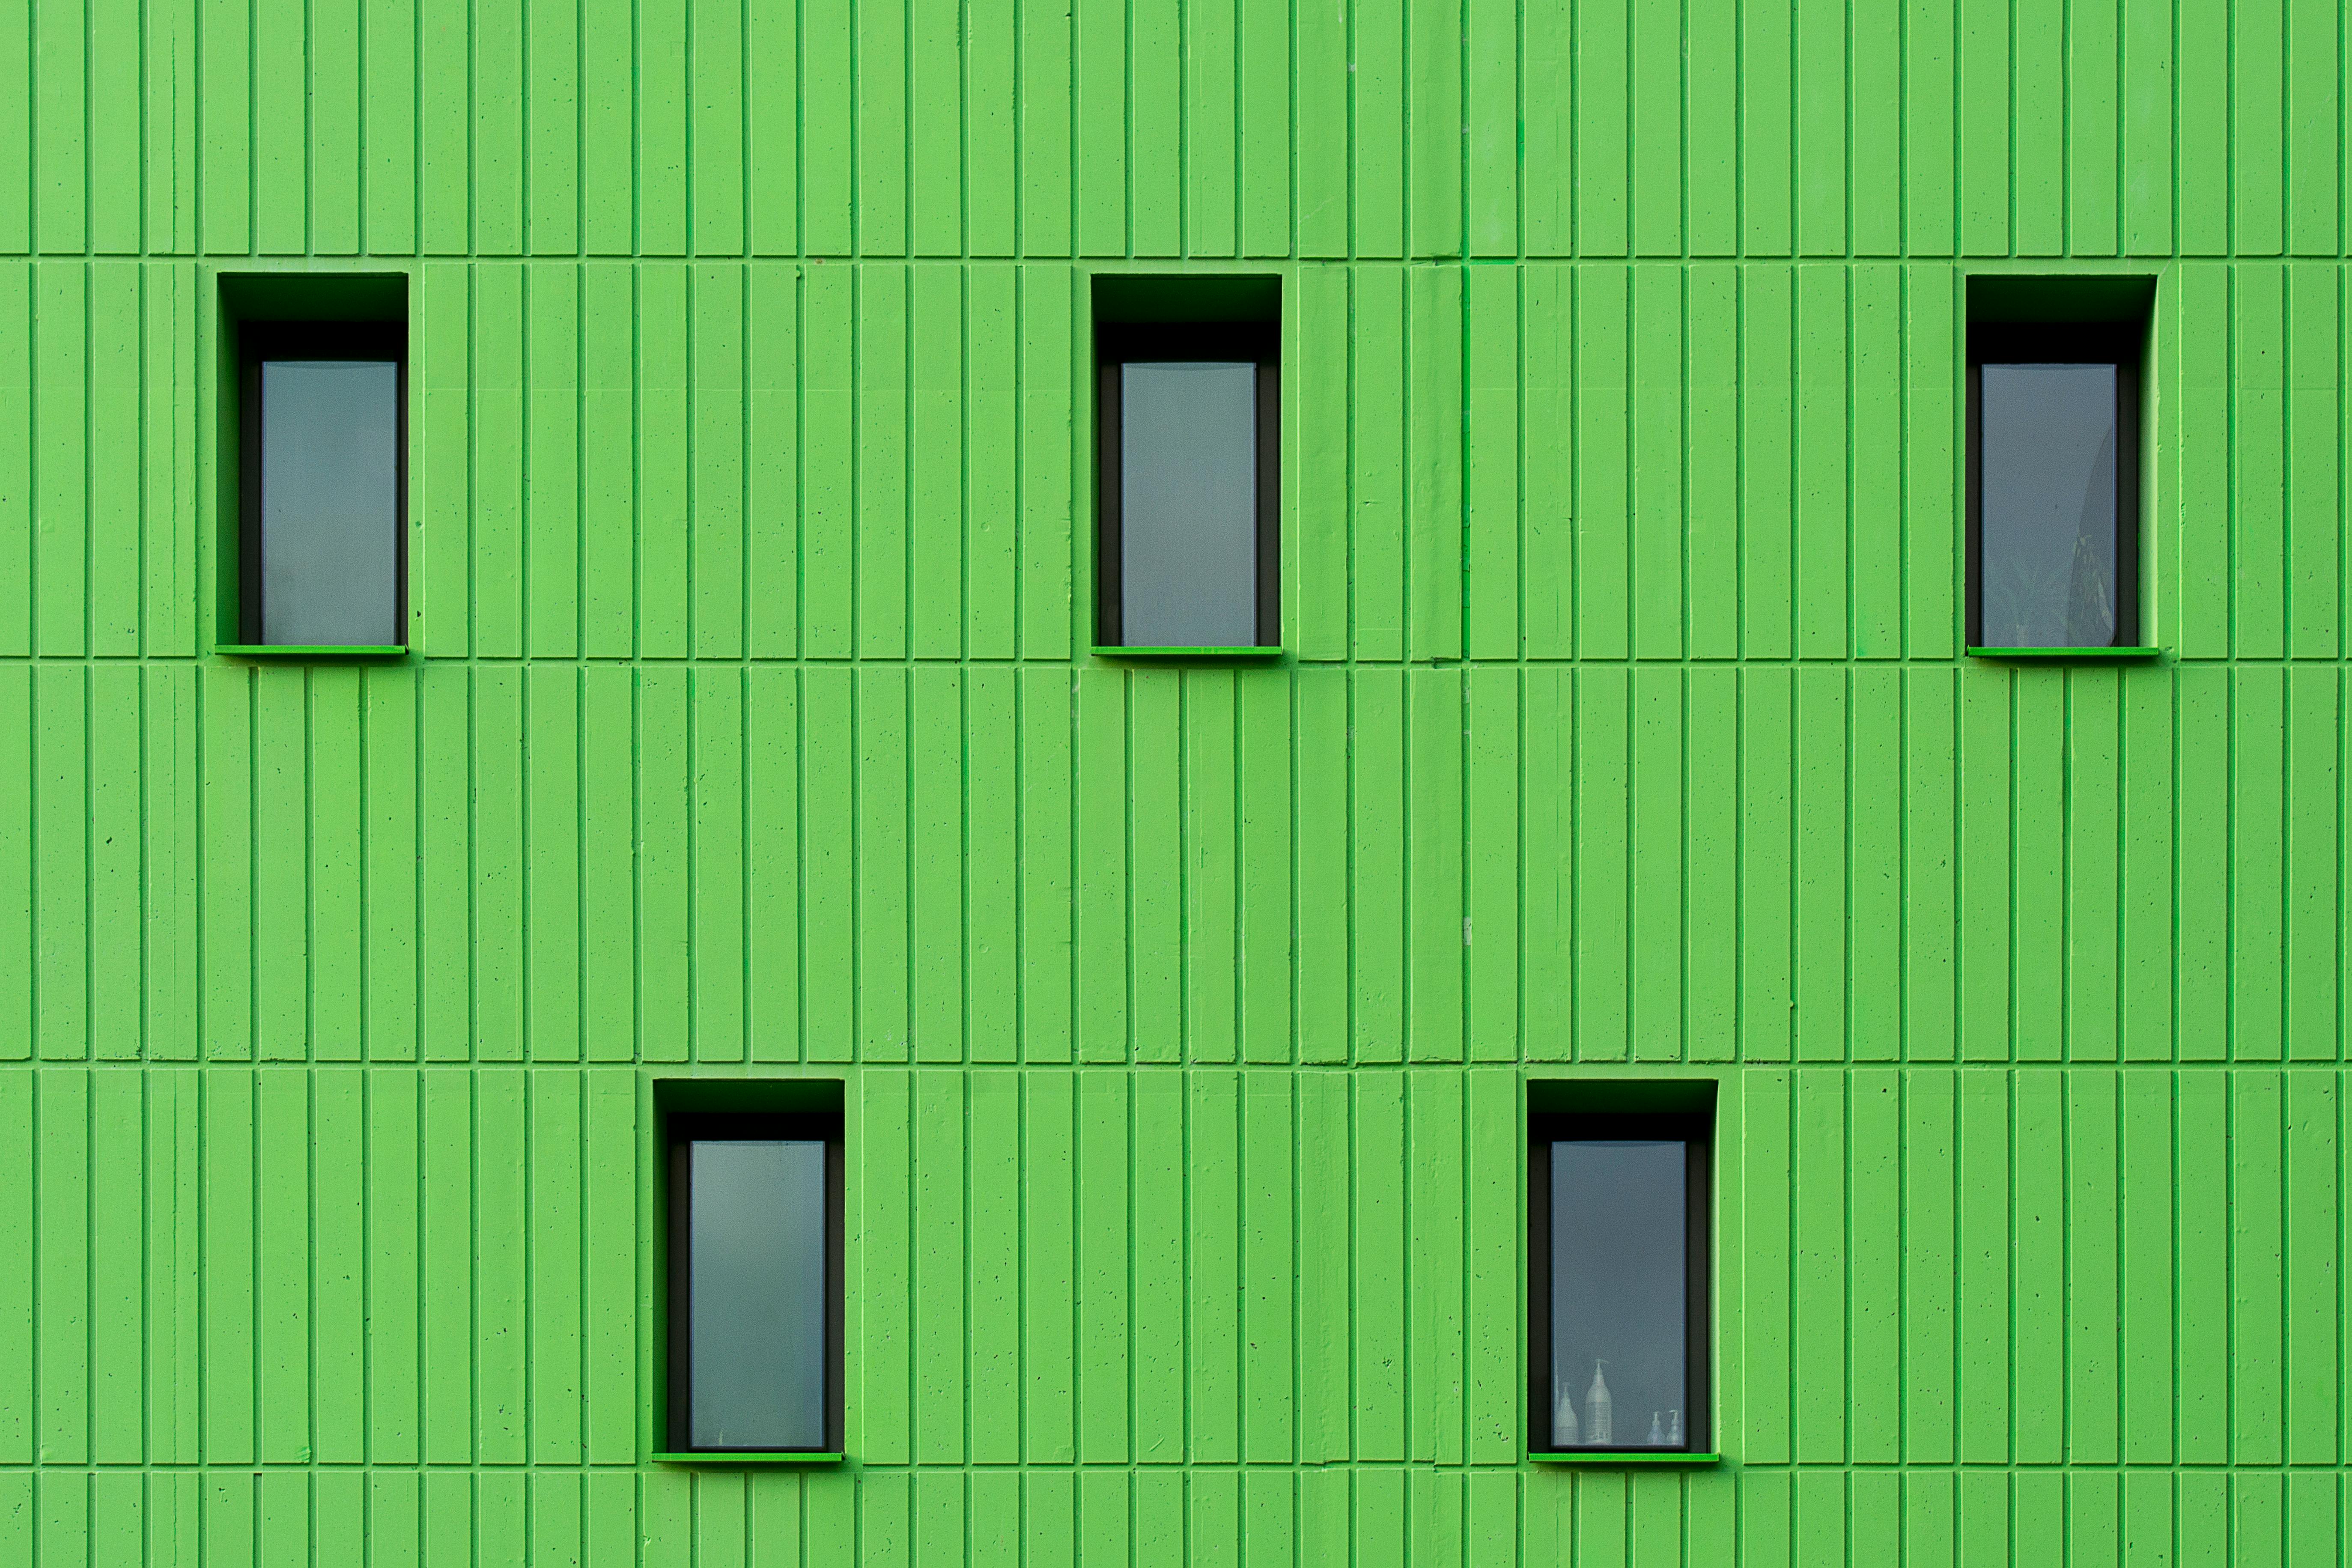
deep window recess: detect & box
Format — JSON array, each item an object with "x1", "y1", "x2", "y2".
[
  {"x1": 1966, "y1": 318, "x2": 2144, "y2": 650},
  {"x1": 1528, "y1": 1112, "x2": 1711, "y2": 1455},
  {"x1": 1095, "y1": 320, "x2": 1280, "y2": 648},
  {"x1": 237, "y1": 322, "x2": 408, "y2": 647},
  {"x1": 666, "y1": 1112, "x2": 845, "y2": 1454}
]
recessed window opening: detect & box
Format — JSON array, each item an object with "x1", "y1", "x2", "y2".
[
  {"x1": 1966, "y1": 285, "x2": 2152, "y2": 651},
  {"x1": 237, "y1": 321, "x2": 408, "y2": 647},
  {"x1": 1094, "y1": 277, "x2": 1281, "y2": 650},
  {"x1": 665, "y1": 1111, "x2": 845, "y2": 1454},
  {"x1": 1528, "y1": 1111, "x2": 1711, "y2": 1455}
]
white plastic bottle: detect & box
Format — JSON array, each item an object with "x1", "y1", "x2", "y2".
[
  {"x1": 1584, "y1": 1362, "x2": 1613, "y2": 1444},
  {"x1": 1551, "y1": 1370, "x2": 1580, "y2": 1446}
]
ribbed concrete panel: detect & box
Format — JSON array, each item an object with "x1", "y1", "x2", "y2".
[
  {"x1": 5, "y1": 254, "x2": 2352, "y2": 1562},
  {"x1": 3, "y1": 1, "x2": 2351, "y2": 262},
  {"x1": 3, "y1": 4, "x2": 2351, "y2": 1563},
  {"x1": 0, "y1": 1065, "x2": 2344, "y2": 1562}
]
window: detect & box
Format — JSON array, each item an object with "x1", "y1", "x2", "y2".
[
  {"x1": 1094, "y1": 303, "x2": 1280, "y2": 651},
  {"x1": 665, "y1": 1112, "x2": 844, "y2": 1454},
  {"x1": 1966, "y1": 308, "x2": 2147, "y2": 651},
  {"x1": 1528, "y1": 1112, "x2": 1711, "y2": 1455},
  {"x1": 235, "y1": 320, "x2": 408, "y2": 649}
]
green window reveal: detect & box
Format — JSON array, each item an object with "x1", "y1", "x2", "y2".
[
  {"x1": 1529, "y1": 1112, "x2": 1712, "y2": 1458},
  {"x1": 666, "y1": 1113, "x2": 845, "y2": 1455},
  {"x1": 237, "y1": 322, "x2": 408, "y2": 649}
]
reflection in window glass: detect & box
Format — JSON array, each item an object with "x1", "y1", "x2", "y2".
[
  {"x1": 1548, "y1": 1140, "x2": 1687, "y2": 1449},
  {"x1": 1979, "y1": 361, "x2": 2119, "y2": 647},
  {"x1": 260, "y1": 359, "x2": 401, "y2": 646},
  {"x1": 687, "y1": 1140, "x2": 828, "y2": 1449},
  {"x1": 1118, "y1": 360, "x2": 1258, "y2": 647}
]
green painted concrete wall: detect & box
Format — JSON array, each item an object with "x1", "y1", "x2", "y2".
[{"x1": 6, "y1": 1, "x2": 2352, "y2": 1563}]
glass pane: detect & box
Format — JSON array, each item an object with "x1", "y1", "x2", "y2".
[
  {"x1": 1119, "y1": 360, "x2": 1259, "y2": 647},
  {"x1": 1548, "y1": 1140, "x2": 1687, "y2": 1448},
  {"x1": 1979, "y1": 361, "x2": 2120, "y2": 647},
  {"x1": 260, "y1": 359, "x2": 401, "y2": 646},
  {"x1": 688, "y1": 1139, "x2": 828, "y2": 1448}
]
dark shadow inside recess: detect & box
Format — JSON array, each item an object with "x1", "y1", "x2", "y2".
[
  {"x1": 1527, "y1": 1079, "x2": 1715, "y2": 1458},
  {"x1": 1964, "y1": 273, "x2": 2159, "y2": 650},
  {"x1": 216, "y1": 273, "x2": 411, "y2": 650},
  {"x1": 652, "y1": 1078, "x2": 848, "y2": 1457},
  {"x1": 1091, "y1": 274, "x2": 1283, "y2": 650}
]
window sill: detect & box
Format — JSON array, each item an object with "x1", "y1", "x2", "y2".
[
  {"x1": 1528, "y1": 1451, "x2": 1721, "y2": 1467},
  {"x1": 1091, "y1": 645, "x2": 1285, "y2": 661},
  {"x1": 1966, "y1": 645, "x2": 2161, "y2": 662},
  {"x1": 650, "y1": 1452, "x2": 846, "y2": 1467},
  {"x1": 214, "y1": 644, "x2": 409, "y2": 660}
]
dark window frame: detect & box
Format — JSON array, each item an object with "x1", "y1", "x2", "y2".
[
  {"x1": 1526, "y1": 1111, "x2": 1713, "y2": 1455},
  {"x1": 1964, "y1": 319, "x2": 2143, "y2": 649},
  {"x1": 1094, "y1": 320, "x2": 1281, "y2": 648},
  {"x1": 664, "y1": 1110, "x2": 847, "y2": 1455},
  {"x1": 236, "y1": 320, "x2": 410, "y2": 647}
]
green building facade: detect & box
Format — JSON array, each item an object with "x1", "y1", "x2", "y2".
[{"x1": 5, "y1": 3, "x2": 2352, "y2": 1562}]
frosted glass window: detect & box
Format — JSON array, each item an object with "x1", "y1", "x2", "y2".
[
  {"x1": 259, "y1": 359, "x2": 402, "y2": 646},
  {"x1": 1118, "y1": 360, "x2": 1259, "y2": 647},
  {"x1": 1546, "y1": 1140, "x2": 1688, "y2": 1449},
  {"x1": 1978, "y1": 362, "x2": 2120, "y2": 647},
  {"x1": 686, "y1": 1139, "x2": 829, "y2": 1449}
]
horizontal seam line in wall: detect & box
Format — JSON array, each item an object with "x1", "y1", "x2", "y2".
[
  {"x1": 1, "y1": 656, "x2": 2346, "y2": 669},
  {"x1": 12, "y1": 250, "x2": 2352, "y2": 265},
  {"x1": 5, "y1": 1460, "x2": 2348, "y2": 1473},
  {"x1": 8, "y1": 1061, "x2": 2344, "y2": 1073}
]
